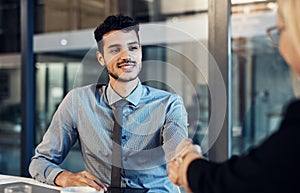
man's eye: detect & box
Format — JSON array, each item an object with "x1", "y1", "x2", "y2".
[
  {"x1": 129, "y1": 46, "x2": 139, "y2": 51},
  {"x1": 110, "y1": 48, "x2": 120, "y2": 53}
]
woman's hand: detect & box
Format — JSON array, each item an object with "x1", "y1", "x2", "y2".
[
  {"x1": 54, "y1": 170, "x2": 108, "y2": 192},
  {"x1": 168, "y1": 138, "x2": 202, "y2": 192}
]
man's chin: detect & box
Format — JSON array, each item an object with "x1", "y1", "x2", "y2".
[
  {"x1": 109, "y1": 74, "x2": 138, "y2": 83},
  {"x1": 116, "y1": 77, "x2": 138, "y2": 82}
]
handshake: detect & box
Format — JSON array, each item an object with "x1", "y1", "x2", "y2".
[{"x1": 167, "y1": 138, "x2": 203, "y2": 193}]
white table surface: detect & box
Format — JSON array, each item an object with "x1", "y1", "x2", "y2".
[{"x1": 0, "y1": 174, "x2": 61, "y2": 191}]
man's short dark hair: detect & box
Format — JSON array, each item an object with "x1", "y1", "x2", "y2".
[{"x1": 94, "y1": 15, "x2": 140, "y2": 53}]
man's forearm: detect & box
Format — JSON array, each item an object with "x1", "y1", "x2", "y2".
[{"x1": 29, "y1": 157, "x2": 64, "y2": 185}]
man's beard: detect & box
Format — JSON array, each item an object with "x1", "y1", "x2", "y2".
[
  {"x1": 108, "y1": 71, "x2": 139, "y2": 82},
  {"x1": 108, "y1": 58, "x2": 141, "y2": 82}
]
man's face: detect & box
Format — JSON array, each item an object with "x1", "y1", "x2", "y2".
[{"x1": 97, "y1": 30, "x2": 142, "y2": 83}]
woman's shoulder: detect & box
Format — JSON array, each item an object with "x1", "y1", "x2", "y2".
[{"x1": 283, "y1": 99, "x2": 300, "y2": 117}]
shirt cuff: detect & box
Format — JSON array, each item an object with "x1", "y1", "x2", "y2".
[{"x1": 47, "y1": 168, "x2": 65, "y2": 185}]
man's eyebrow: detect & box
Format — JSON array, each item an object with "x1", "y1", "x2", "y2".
[
  {"x1": 107, "y1": 41, "x2": 140, "y2": 49},
  {"x1": 128, "y1": 41, "x2": 139, "y2": 45},
  {"x1": 107, "y1": 44, "x2": 120, "y2": 49}
]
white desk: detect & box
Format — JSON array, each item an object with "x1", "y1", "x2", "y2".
[{"x1": 0, "y1": 174, "x2": 61, "y2": 191}]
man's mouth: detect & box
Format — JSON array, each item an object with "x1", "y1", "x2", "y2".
[
  {"x1": 118, "y1": 63, "x2": 135, "y2": 69},
  {"x1": 117, "y1": 60, "x2": 136, "y2": 69}
]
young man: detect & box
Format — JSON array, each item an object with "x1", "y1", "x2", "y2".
[{"x1": 29, "y1": 15, "x2": 188, "y2": 193}]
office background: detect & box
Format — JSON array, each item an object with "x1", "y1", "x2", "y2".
[{"x1": 0, "y1": 0, "x2": 292, "y2": 187}]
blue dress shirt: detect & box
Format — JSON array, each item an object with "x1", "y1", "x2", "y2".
[{"x1": 29, "y1": 80, "x2": 188, "y2": 193}]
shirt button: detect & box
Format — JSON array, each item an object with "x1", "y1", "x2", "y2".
[{"x1": 122, "y1": 135, "x2": 126, "y2": 139}]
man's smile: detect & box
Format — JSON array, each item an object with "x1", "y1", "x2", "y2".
[{"x1": 117, "y1": 60, "x2": 137, "y2": 70}]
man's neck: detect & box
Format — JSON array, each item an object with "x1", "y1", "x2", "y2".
[{"x1": 110, "y1": 78, "x2": 139, "y2": 98}]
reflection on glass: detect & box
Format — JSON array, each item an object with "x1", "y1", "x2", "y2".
[
  {"x1": 231, "y1": 2, "x2": 294, "y2": 155},
  {"x1": 0, "y1": 54, "x2": 21, "y2": 175}
]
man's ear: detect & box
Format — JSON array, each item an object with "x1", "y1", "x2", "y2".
[{"x1": 96, "y1": 51, "x2": 105, "y2": 66}]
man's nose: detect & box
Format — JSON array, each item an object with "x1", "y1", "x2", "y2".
[{"x1": 120, "y1": 49, "x2": 130, "y2": 59}]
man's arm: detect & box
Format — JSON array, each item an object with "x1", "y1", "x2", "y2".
[
  {"x1": 29, "y1": 91, "x2": 77, "y2": 184},
  {"x1": 162, "y1": 95, "x2": 189, "y2": 162},
  {"x1": 29, "y1": 89, "x2": 109, "y2": 191}
]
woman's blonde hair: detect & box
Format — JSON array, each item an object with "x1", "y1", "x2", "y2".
[
  {"x1": 277, "y1": 0, "x2": 300, "y2": 98},
  {"x1": 277, "y1": 0, "x2": 300, "y2": 56}
]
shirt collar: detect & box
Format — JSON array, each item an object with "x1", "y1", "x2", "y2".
[{"x1": 106, "y1": 80, "x2": 143, "y2": 107}]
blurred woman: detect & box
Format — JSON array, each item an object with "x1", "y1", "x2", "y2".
[{"x1": 167, "y1": 0, "x2": 300, "y2": 193}]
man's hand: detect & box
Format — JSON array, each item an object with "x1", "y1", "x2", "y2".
[
  {"x1": 54, "y1": 170, "x2": 108, "y2": 192},
  {"x1": 167, "y1": 138, "x2": 202, "y2": 192}
]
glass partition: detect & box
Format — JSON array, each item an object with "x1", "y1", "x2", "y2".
[
  {"x1": 0, "y1": 54, "x2": 21, "y2": 175},
  {"x1": 230, "y1": 1, "x2": 294, "y2": 155},
  {"x1": 0, "y1": 0, "x2": 21, "y2": 175}
]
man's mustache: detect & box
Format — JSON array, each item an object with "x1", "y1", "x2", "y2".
[{"x1": 117, "y1": 59, "x2": 137, "y2": 65}]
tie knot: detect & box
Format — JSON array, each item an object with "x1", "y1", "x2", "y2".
[
  {"x1": 114, "y1": 99, "x2": 128, "y2": 108},
  {"x1": 112, "y1": 99, "x2": 127, "y2": 129}
]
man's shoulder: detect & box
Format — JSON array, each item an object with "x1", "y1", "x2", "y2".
[
  {"x1": 142, "y1": 81, "x2": 174, "y2": 94},
  {"x1": 142, "y1": 83, "x2": 182, "y2": 101},
  {"x1": 69, "y1": 83, "x2": 106, "y2": 96},
  {"x1": 143, "y1": 83, "x2": 172, "y2": 95}
]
